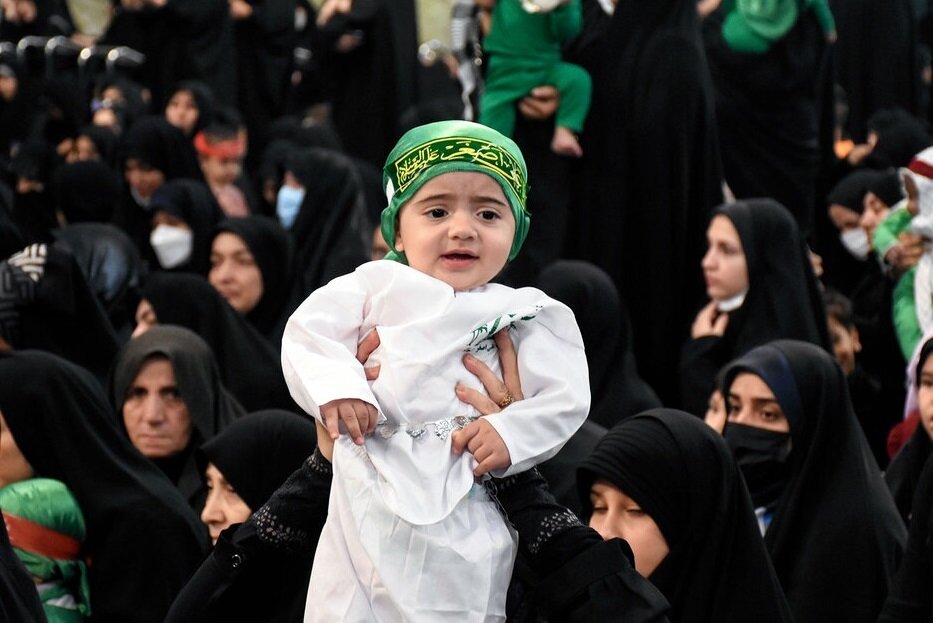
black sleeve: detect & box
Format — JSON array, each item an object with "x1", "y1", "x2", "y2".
[
  {"x1": 165, "y1": 449, "x2": 332, "y2": 623},
  {"x1": 487, "y1": 469, "x2": 670, "y2": 623},
  {"x1": 878, "y1": 457, "x2": 933, "y2": 623}
]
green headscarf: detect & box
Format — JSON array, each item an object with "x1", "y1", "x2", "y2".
[
  {"x1": 381, "y1": 120, "x2": 530, "y2": 263},
  {"x1": 0, "y1": 478, "x2": 91, "y2": 622}
]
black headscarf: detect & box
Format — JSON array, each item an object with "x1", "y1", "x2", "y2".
[
  {"x1": 211, "y1": 216, "x2": 293, "y2": 341},
  {"x1": 118, "y1": 116, "x2": 203, "y2": 181},
  {"x1": 577, "y1": 409, "x2": 792, "y2": 623},
  {"x1": 825, "y1": 169, "x2": 884, "y2": 213},
  {"x1": 722, "y1": 340, "x2": 906, "y2": 623},
  {"x1": 150, "y1": 179, "x2": 224, "y2": 274},
  {"x1": 110, "y1": 325, "x2": 246, "y2": 506},
  {"x1": 165, "y1": 80, "x2": 216, "y2": 138},
  {"x1": 717, "y1": 199, "x2": 830, "y2": 356},
  {"x1": 52, "y1": 222, "x2": 142, "y2": 340},
  {"x1": 10, "y1": 139, "x2": 58, "y2": 244},
  {"x1": 0, "y1": 350, "x2": 209, "y2": 623},
  {"x1": 0, "y1": 243, "x2": 119, "y2": 385},
  {"x1": 198, "y1": 410, "x2": 316, "y2": 511},
  {"x1": 140, "y1": 272, "x2": 295, "y2": 412},
  {"x1": 864, "y1": 108, "x2": 933, "y2": 170},
  {"x1": 680, "y1": 199, "x2": 830, "y2": 415},
  {"x1": 53, "y1": 159, "x2": 121, "y2": 224},
  {"x1": 575, "y1": 0, "x2": 722, "y2": 405},
  {"x1": 76, "y1": 124, "x2": 120, "y2": 167},
  {"x1": 282, "y1": 147, "x2": 370, "y2": 317},
  {"x1": 536, "y1": 260, "x2": 660, "y2": 428}
]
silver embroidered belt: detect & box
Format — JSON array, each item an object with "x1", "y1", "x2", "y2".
[{"x1": 376, "y1": 415, "x2": 479, "y2": 441}]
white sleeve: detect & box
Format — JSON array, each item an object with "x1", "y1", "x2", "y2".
[
  {"x1": 482, "y1": 305, "x2": 591, "y2": 476},
  {"x1": 281, "y1": 272, "x2": 380, "y2": 422}
]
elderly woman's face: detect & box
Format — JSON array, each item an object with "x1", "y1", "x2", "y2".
[
  {"x1": 121, "y1": 357, "x2": 192, "y2": 459},
  {"x1": 0, "y1": 411, "x2": 33, "y2": 488},
  {"x1": 588, "y1": 479, "x2": 669, "y2": 577},
  {"x1": 701, "y1": 215, "x2": 748, "y2": 302},
  {"x1": 200, "y1": 463, "x2": 252, "y2": 545}
]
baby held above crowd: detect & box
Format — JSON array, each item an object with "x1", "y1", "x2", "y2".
[{"x1": 281, "y1": 120, "x2": 590, "y2": 622}]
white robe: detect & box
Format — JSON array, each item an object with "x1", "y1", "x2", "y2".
[{"x1": 282, "y1": 261, "x2": 590, "y2": 622}]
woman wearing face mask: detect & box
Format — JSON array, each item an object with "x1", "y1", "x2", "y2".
[
  {"x1": 680, "y1": 198, "x2": 830, "y2": 416},
  {"x1": 148, "y1": 179, "x2": 224, "y2": 273},
  {"x1": 114, "y1": 116, "x2": 204, "y2": 262},
  {"x1": 577, "y1": 409, "x2": 792, "y2": 623},
  {"x1": 277, "y1": 147, "x2": 370, "y2": 319},
  {"x1": 721, "y1": 339, "x2": 905, "y2": 623}
]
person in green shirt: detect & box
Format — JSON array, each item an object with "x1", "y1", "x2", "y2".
[{"x1": 478, "y1": 0, "x2": 591, "y2": 157}]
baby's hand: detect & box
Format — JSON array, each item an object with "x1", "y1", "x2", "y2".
[
  {"x1": 320, "y1": 398, "x2": 378, "y2": 446},
  {"x1": 451, "y1": 419, "x2": 512, "y2": 477}
]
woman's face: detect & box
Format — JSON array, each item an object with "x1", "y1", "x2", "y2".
[
  {"x1": 201, "y1": 463, "x2": 252, "y2": 545},
  {"x1": 860, "y1": 192, "x2": 890, "y2": 242},
  {"x1": 917, "y1": 355, "x2": 933, "y2": 440},
  {"x1": 704, "y1": 389, "x2": 727, "y2": 433},
  {"x1": 132, "y1": 299, "x2": 158, "y2": 338},
  {"x1": 121, "y1": 357, "x2": 193, "y2": 459},
  {"x1": 701, "y1": 215, "x2": 748, "y2": 302},
  {"x1": 726, "y1": 372, "x2": 790, "y2": 433},
  {"x1": 209, "y1": 232, "x2": 264, "y2": 314},
  {"x1": 588, "y1": 479, "x2": 669, "y2": 577},
  {"x1": 165, "y1": 89, "x2": 199, "y2": 136},
  {"x1": 0, "y1": 411, "x2": 33, "y2": 488},
  {"x1": 125, "y1": 158, "x2": 165, "y2": 202}
]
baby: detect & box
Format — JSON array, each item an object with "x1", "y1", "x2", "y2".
[
  {"x1": 478, "y1": 0, "x2": 591, "y2": 157},
  {"x1": 282, "y1": 120, "x2": 589, "y2": 622}
]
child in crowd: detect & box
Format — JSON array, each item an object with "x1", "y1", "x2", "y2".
[
  {"x1": 478, "y1": 0, "x2": 591, "y2": 157},
  {"x1": 195, "y1": 123, "x2": 249, "y2": 217},
  {"x1": 282, "y1": 120, "x2": 590, "y2": 621},
  {"x1": 0, "y1": 478, "x2": 91, "y2": 623}
]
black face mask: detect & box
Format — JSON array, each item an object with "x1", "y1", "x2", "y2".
[{"x1": 724, "y1": 423, "x2": 793, "y2": 509}]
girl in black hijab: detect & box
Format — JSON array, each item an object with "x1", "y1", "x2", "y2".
[
  {"x1": 536, "y1": 259, "x2": 660, "y2": 428},
  {"x1": 680, "y1": 198, "x2": 830, "y2": 416},
  {"x1": 0, "y1": 349, "x2": 209, "y2": 623},
  {"x1": 110, "y1": 325, "x2": 246, "y2": 507},
  {"x1": 72, "y1": 124, "x2": 120, "y2": 167},
  {"x1": 164, "y1": 80, "x2": 216, "y2": 140},
  {"x1": 721, "y1": 340, "x2": 905, "y2": 623},
  {"x1": 136, "y1": 272, "x2": 295, "y2": 411},
  {"x1": 209, "y1": 216, "x2": 293, "y2": 343},
  {"x1": 577, "y1": 409, "x2": 792, "y2": 623}
]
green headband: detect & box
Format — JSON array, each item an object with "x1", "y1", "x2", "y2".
[{"x1": 381, "y1": 120, "x2": 530, "y2": 263}]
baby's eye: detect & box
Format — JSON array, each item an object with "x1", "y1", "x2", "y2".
[
  {"x1": 478, "y1": 210, "x2": 500, "y2": 221},
  {"x1": 428, "y1": 208, "x2": 447, "y2": 218}
]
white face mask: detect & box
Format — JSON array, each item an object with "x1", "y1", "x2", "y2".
[
  {"x1": 150, "y1": 224, "x2": 193, "y2": 269},
  {"x1": 839, "y1": 227, "x2": 870, "y2": 260},
  {"x1": 716, "y1": 290, "x2": 747, "y2": 313},
  {"x1": 596, "y1": 0, "x2": 615, "y2": 14}
]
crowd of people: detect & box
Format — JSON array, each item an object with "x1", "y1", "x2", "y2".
[{"x1": 1, "y1": 0, "x2": 933, "y2": 621}]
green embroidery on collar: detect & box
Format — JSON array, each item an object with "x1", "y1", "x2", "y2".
[{"x1": 389, "y1": 136, "x2": 528, "y2": 206}]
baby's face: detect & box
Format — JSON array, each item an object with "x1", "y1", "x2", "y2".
[{"x1": 396, "y1": 171, "x2": 515, "y2": 291}]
